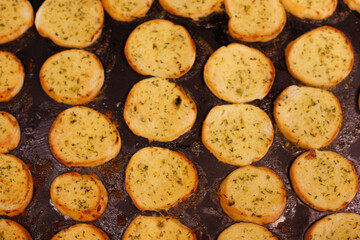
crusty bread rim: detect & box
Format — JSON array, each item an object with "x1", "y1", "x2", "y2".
[
  {"x1": 0, "y1": 111, "x2": 21, "y2": 154},
  {"x1": 343, "y1": 0, "x2": 360, "y2": 13},
  {"x1": 280, "y1": 0, "x2": 337, "y2": 19},
  {"x1": 124, "y1": 19, "x2": 196, "y2": 78},
  {"x1": 0, "y1": 219, "x2": 32, "y2": 239},
  {"x1": 285, "y1": 26, "x2": 354, "y2": 88},
  {"x1": 49, "y1": 106, "x2": 121, "y2": 167},
  {"x1": 51, "y1": 224, "x2": 109, "y2": 240},
  {"x1": 123, "y1": 78, "x2": 197, "y2": 142},
  {"x1": 273, "y1": 85, "x2": 342, "y2": 149},
  {"x1": 39, "y1": 49, "x2": 104, "y2": 105},
  {"x1": 125, "y1": 147, "x2": 198, "y2": 211},
  {"x1": 101, "y1": 0, "x2": 154, "y2": 22}
]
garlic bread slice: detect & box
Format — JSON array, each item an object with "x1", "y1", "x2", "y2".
[
  {"x1": 202, "y1": 104, "x2": 273, "y2": 166},
  {"x1": 124, "y1": 19, "x2": 196, "y2": 78},
  {"x1": 274, "y1": 85, "x2": 342, "y2": 149},
  {"x1": 219, "y1": 166, "x2": 286, "y2": 225},
  {"x1": 204, "y1": 43, "x2": 275, "y2": 103},
  {"x1": 285, "y1": 26, "x2": 354, "y2": 88},
  {"x1": 218, "y1": 222, "x2": 278, "y2": 240},
  {"x1": 0, "y1": 219, "x2": 32, "y2": 240},
  {"x1": 280, "y1": 0, "x2": 336, "y2": 19},
  {"x1": 49, "y1": 106, "x2": 121, "y2": 167},
  {"x1": 51, "y1": 224, "x2": 109, "y2": 240},
  {"x1": 0, "y1": 111, "x2": 20, "y2": 153},
  {"x1": 123, "y1": 216, "x2": 195, "y2": 240},
  {"x1": 40, "y1": 49, "x2": 104, "y2": 105},
  {"x1": 50, "y1": 172, "x2": 108, "y2": 221},
  {"x1": 35, "y1": 0, "x2": 104, "y2": 48},
  {"x1": 102, "y1": 0, "x2": 154, "y2": 22},
  {"x1": 344, "y1": 0, "x2": 360, "y2": 13},
  {"x1": 0, "y1": 154, "x2": 33, "y2": 217},
  {"x1": 125, "y1": 147, "x2": 198, "y2": 211}
]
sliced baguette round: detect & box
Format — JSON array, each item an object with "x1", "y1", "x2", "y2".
[
  {"x1": 285, "y1": 26, "x2": 354, "y2": 88},
  {"x1": 0, "y1": 154, "x2": 33, "y2": 216},
  {"x1": 123, "y1": 215, "x2": 195, "y2": 240},
  {"x1": 49, "y1": 106, "x2": 121, "y2": 167},
  {"x1": 51, "y1": 224, "x2": 109, "y2": 240},
  {"x1": 0, "y1": 111, "x2": 20, "y2": 153},
  {"x1": 304, "y1": 212, "x2": 360, "y2": 240},
  {"x1": 204, "y1": 43, "x2": 275, "y2": 103},
  {"x1": 40, "y1": 49, "x2": 104, "y2": 105},
  {"x1": 124, "y1": 19, "x2": 196, "y2": 78},
  {"x1": 225, "y1": 0, "x2": 286, "y2": 42},
  {"x1": 35, "y1": 0, "x2": 104, "y2": 48},
  {"x1": 0, "y1": 51, "x2": 24, "y2": 102},
  {"x1": 0, "y1": 219, "x2": 32, "y2": 240},
  {"x1": 50, "y1": 172, "x2": 108, "y2": 222},
  {"x1": 102, "y1": 0, "x2": 154, "y2": 22},
  {"x1": 159, "y1": 0, "x2": 222, "y2": 20},
  {"x1": 274, "y1": 85, "x2": 342, "y2": 149},
  {"x1": 123, "y1": 77, "x2": 197, "y2": 142},
  {"x1": 125, "y1": 147, "x2": 198, "y2": 211},
  {"x1": 280, "y1": 0, "x2": 336, "y2": 19},
  {"x1": 218, "y1": 222, "x2": 278, "y2": 240},
  {"x1": 0, "y1": 0, "x2": 33, "y2": 44},
  {"x1": 219, "y1": 165, "x2": 286, "y2": 225},
  {"x1": 344, "y1": 0, "x2": 360, "y2": 13},
  {"x1": 202, "y1": 104, "x2": 274, "y2": 166},
  {"x1": 290, "y1": 150, "x2": 358, "y2": 211}
]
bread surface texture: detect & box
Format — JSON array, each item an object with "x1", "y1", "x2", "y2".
[
  {"x1": 49, "y1": 106, "x2": 121, "y2": 167},
  {"x1": 217, "y1": 222, "x2": 278, "y2": 240},
  {"x1": 304, "y1": 212, "x2": 360, "y2": 240},
  {"x1": 290, "y1": 150, "x2": 358, "y2": 211},
  {"x1": 124, "y1": 77, "x2": 196, "y2": 142},
  {"x1": 0, "y1": 154, "x2": 33, "y2": 216},
  {"x1": 35, "y1": 0, "x2": 104, "y2": 48},
  {"x1": 204, "y1": 43, "x2": 275, "y2": 103},
  {"x1": 125, "y1": 147, "x2": 198, "y2": 211},
  {"x1": 202, "y1": 104, "x2": 273, "y2": 166},
  {"x1": 280, "y1": 0, "x2": 336, "y2": 19},
  {"x1": 0, "y1": 0, "x2": 33, "y2": 44},
  {"x1": 51, "y1": 224, "x2": 109, "y2": 240},
  {"x1": 0, "y1": 219, "x2": 32, "y2": 240},
  {"x1": 40, "y1": 49, "x2": 104, "y2": 105},
  {"x1": 159, "y1": 0, "x2": 222, "y2": 20},
  {"x1": 0, "y1": 111, "x2": 20, "y2": 153},
  {"x1": 219, "y1": 165, "x2": 286, "y2": 224},
  {"x1": 102, "y1": 0, "x2": 154, "y2": 22},
  {"x1": 0, "y1": 51, "x2": 24, "y2": 102},
  {"x1": 225, "y1": 0, "x2": 286, "y2": 42},
  {"x1": 274, "y1": 85, "x2": 342, "y2": 149},
  {"x1": 122, "y1": 215, "x2": 195, "y2": 240},
  {"x1": 344, "y1": 0, "x2": 360, "y2": 13},
  {"x1": 124, "y1": 19, "x2": 196, "y2": 78},
  {"x1": 50, "y1": 172, "x2": 108, "y2": 221},
  {"x1": 285, "y1": 26, "x2": 354, "y2": 88}
]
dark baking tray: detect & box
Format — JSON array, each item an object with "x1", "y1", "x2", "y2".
[{"x1": 1, "y1": 1, "x2": 360, "y2": 239}]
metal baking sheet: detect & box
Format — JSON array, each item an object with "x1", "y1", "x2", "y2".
[{"x1": 1, "y1": 1, "x2": 360, "y2": 239}]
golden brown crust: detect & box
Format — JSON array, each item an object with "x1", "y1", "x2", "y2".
[
  {"x1": 0, "y1": 111, "x2": 21, "y2": 153},
  {"x1": 0, "y1": 219, "x2": 32, "y2": 240},
  {"x1": 280, "y1": 0, "x2": 336, "y2": 19},
  {"x1": 217, "y1": 222, "x2": 278, "y2": 240},
  {"x1": 101, "y1": 0, "x2": 154, "y2": 22},
  {"x1": 51, "y1": 224, "x2": 109, "y2": 240},
  {"x1": 344, "y1": 0, "x2": 360, "y2": 13}
]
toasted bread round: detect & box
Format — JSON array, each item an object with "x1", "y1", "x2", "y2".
[
  {"x1": 219, "y1": 166, "x2": 286, "y2": 224},
  {"x1": 344, "y1": 0, "x2": 360, "y2": 13},
  {"x1": 0, "y1": 154, "x2": 33, "y2": 216},
  {"x1": 218, "y1": 222, "x2": 278, "y2": 240},
  {"x1": 49, "y1": 106, "x2": 121, "y2": 167},
  {"x1": 125, "y1": 147, "x2": 198, "y2": 211},
  {"x1": 285, "y1": 26, "x2": 354, "y2": 88},
  {"x1": 290, "y1": 150, "x2": 358, "y2": 211},
  {"x1": 124, "y1": 19, "x2": 196, "y2": 78},
  {"x1": 40, "y1": 49, "x2": 104, "y2": 105},
  {"x1": 50, "y1": 172, "x2": 108, "y2": 221},
  {"x1": 280, "y1": 0, "x2": 336, "y2": 19},
  {"x1": 0, "y1": 51, "x2": 24, "y2": 102},
  {"x1": 204, "y1": 43, "x2": 275, "y2": 103},
  {"x1": 304, "y1": 212, "x2": 360, "y2": 240},
  {"x1": 102, "y1": 0, "x2": 154, "y2": 22},
  {"x1": 159, "y1": 0, "x2": 222, "y2": 20},
  {"x1": 0, "y1": 0, "x2": 33, "y2": 44},
  {"x1": 0, "y1": 219, "x2": 32, "y2": 240},
  {"x1": 0, "y1": 111, "x2": 20, "y2": 153},
  {"x1": 225, "y1": 0, "x2": 286, "y2": 42},
  {"x1": 273, "y1": 85, "x2": 342, "y2": 149},
  {"x1": 123, "y1": 215, "x2": 195, "y2": 240},
  {"x1": 202, "y1": 104, "x2": 274, "y2": 166},
  {"x1": 35, "y1": 0, "x2": 104, "y2": 48},
  {"x1": 123, "y1": 77, "x2": 197, "y2": 142},
  {"x1": 51, "y1": 224, "x2": 109, "y2": 240}
]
